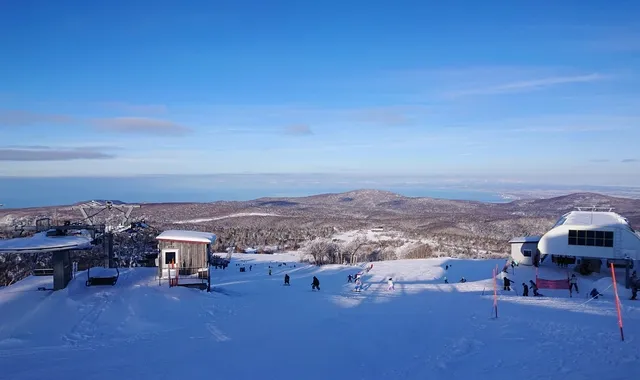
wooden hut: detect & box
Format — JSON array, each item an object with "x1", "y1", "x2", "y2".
[{"x1": 156, "y1": 230, "x2": 216, "y2": 290}]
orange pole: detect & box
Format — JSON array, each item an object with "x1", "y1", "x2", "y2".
[{"x1": 610, "y1": 263, "x2": 625, "y2": 341}]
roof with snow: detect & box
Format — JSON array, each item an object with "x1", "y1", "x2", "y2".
[
  {"x1": 553, "y1": 211, "x2": 630, "y2": 228},
  {"x1": 0, "y1": 230, "x2": 93, "y2": 253},
  {"x1": 156, "y1": 230, "x2": 217, "y2": 244},
  {"x1": 508, "y1": 236, "x2": 542, "y2": 244}
]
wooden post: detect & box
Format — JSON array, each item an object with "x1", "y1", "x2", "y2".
[{"x1": 610, "y1": 263, "x2": 625, "y2": 341}]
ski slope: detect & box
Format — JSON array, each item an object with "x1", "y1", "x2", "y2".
[{"x1": 0, "y1": 254, "x2": 639, "y2": 380}]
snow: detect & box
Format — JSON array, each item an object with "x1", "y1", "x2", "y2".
[
  {"x1": 0, "y1": 231, "x2": 93, "y2": 253},
  {"x1": 560, "y1": 211, "x2": 629, "y2": 227},
  {"x1": 509, "y1": 236, "x2": 542, "y2": 244},
  {"x1": 1, "y1": 255, "x2": 639, "y2": 380},
  {"x1": 156, "y1": 229, "x2": 216, "y2": 243},
  {"x1": 87, "y1": 267, "x2": 118, "y2": 278},
  {"x1": 174, "y1": 212, "x2": 281, "y2": 224}
]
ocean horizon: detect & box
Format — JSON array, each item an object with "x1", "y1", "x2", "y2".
[{"x1": 0, "y1": 176, "x2": 509, "y2": 209}]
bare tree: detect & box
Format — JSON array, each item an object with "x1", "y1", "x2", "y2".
[{"x1": 345, "y1": 236, "x2": 369, "y2": 264}]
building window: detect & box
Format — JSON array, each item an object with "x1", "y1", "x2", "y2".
[
  {"x1": 165, "y1": 251, "x2": 176, "y2": 265},
  {"x1": 523, "y1": 249, "x2": 532, "y2": 257},
  {"x1": 568, "y1": 230, "x2": 614, "y2": 247}
]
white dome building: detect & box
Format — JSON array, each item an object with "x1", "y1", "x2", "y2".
[{"x1": 537, "y1": 209, "x2": 640, "y2": 271}]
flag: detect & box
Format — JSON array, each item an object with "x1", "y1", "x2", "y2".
[{"x1": 536, "y1": 277, "x2": 570, "y2": 290}]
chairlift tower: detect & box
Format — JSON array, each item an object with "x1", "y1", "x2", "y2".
[{"x1": 70, "y1": 201, "x2": 141, "y2": 268}]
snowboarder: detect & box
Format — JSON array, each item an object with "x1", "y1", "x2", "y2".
[
  {"x1": 445, "y1": 265, "x2": 449, "y2": 270},
  {"x1": 529, "y1": 280, "x2": 540, "y2": 296},
  {"x1": 569, "y1": 274, "x2": 579, "y2": 294},
  {"x1": 590, "y1": 288, "x2": 603, "y2": 299},
  {"x1": 522, "y1": 282, "x2": 529, "y2": 296},
  {"x1": 284, "y1": 274, "x2": 290, "y2": 286},
  {"x1": 388, "y1": 278, "x2": 394, "y2": 291},
  {"x1": 347, "y1": 274, "x2": 353, "y2": 283},
  {"x1": 444, "y1": 276, "x2": 448, "y2": 284},
  {"x1": 312, "y1": 276, "x2": 320, "y2": 291},
  {"x1": 459, "y1": 277, "x2": 467, "y2": 283},
  {"x1": 268, "y1": 269, "x2": 272, "y2": 276},
  {"x1": 503, "y1": 276, "x2": 512, "y2": 291},
  {"x1": 249, "y1": 265, "x2": 252, "y2": 271}
]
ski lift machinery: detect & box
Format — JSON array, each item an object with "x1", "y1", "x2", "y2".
[{"x1": 69, "y1": 201, "x2": 143, "y2": 287}]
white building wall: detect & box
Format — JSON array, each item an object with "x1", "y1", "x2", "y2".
[
  {"x1": 510, "y1": 242, "x2": 538, "y2": 265},
  {"x1": 538, "y1": 226, "x2": 640, "y2": 261}
]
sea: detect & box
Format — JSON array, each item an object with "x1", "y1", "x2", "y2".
[{"x1": 0, "y1": 176, "x2": 508, "y2": 209}]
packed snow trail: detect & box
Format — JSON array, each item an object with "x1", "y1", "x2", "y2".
[{"x1": 1, "y1": 254, "x2": 639, "y2": 380}]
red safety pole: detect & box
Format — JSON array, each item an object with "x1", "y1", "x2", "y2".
[
  {"x1": 492, "y1": 268, "x2": 498, "y2": 318},
  {"x1": 610, "y1": 263, "x2": 625, "y2": 341}
]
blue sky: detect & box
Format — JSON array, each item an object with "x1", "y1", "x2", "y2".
[{"x1": 1, "y1": 0, "x2": 640, "y2": 186}]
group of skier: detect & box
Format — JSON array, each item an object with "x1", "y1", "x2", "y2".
[{"x1": 281, "y1": 273, "x2": 321, "y2": 290}]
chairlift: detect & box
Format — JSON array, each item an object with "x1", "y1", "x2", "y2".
[{"x1": 86, "y1": 265, "x2": 119, "y2": 286}]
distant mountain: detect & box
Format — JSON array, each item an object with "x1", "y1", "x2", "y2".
[{"x1": 2, "y1": 189, "x2": 639, "y2": 247}]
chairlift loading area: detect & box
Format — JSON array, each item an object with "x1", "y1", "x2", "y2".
[{"x1": 0, "y1": 201, "x2": 145, "y2": 291}]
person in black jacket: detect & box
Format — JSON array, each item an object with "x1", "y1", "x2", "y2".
[
  {"x1": 312, "y1": 276, "x2": 320, "y2": 291},
  {"x1": 522, "y1": 282, "x2": 529, "y2": 296},
  {"x1": 529, "y1": 280, "x2": 540, "y2": 296},
  {"x1": 284, "y1": 274, "x2": 290, "y2": 286},
  {"x1": 503, "y1": 277, "x2": 512, "y2": 291}
]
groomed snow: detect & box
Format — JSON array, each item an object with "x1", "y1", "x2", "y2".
[
  {"x1": 156, "y1": 229, "x2": 216, "y2": 243},
  {"x1": 0, "y1": 231, "x2": 93, "y2": 253},
  {"x1": 174, "y1": 212, "x2": 281, "y2": 224},
  {"x1": 0, "y1": 255, "x2": 639, "y2": 380}
]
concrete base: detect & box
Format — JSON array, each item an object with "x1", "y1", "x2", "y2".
[{"x1": 53, "y1": 250, "x2": 72, "y2": 290}]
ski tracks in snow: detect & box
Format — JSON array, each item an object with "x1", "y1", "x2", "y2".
[{"x1": 63, "y1": 290, "x2": 114, "y2": 346}]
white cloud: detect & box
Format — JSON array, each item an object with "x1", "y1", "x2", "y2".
[{"x1": 445, "y1": 73, "x2": 606, "y2": 97}]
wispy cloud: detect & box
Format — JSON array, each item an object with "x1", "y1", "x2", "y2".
[
  {"x1": 621, "y1": 158, "x2": 639, "y2": 163},
  {"x1": 0, "y1": 110, "x2": 75, "y2": 126},
  {"x1": 92, "y1": 117, "x2": 191, "y2": 135},
  {"x1": 590, "y1": 159, "x2": 610, "y2": 163},
  {"x1": 284, "y1": 124, "x2": 313, "y2": 136},
  {"x1": 97, "y1": 102, "x2": 168, "y2": 114},
  {"x1": 0, "y1": 146, "x2": 116, "y2": 161},
  {"x1": 445, "y1": 73, "x2": 606, "y2": 98}
]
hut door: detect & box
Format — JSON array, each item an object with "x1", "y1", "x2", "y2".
[{"x1": 162, "y1": 249, "x2": 179, "y2": 278}]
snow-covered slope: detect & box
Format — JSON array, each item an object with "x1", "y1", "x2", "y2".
[{"x1": 0, "y1": 255, "x2": 639, "y2": 380}]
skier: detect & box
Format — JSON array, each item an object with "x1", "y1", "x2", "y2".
[
  {"x1": 445, "y1": 265, "x2": 449, "y2": 270},
  {"x1": 503, "y1": 276, "x2": 512, "y2": 291},
  {"x1": 630, "y1": 271, "x2": 638, "y2": 300},
  {"x1": 590, "y1": 288, "x2": 603, "y2": 299},
  {"x1": 312, "y1": 276, "x2": 320, "y2": 291},
  {"x1": 354, "y1": 278, "x2": 362, "y2": 292},
  {"x1": 268, "y1": 268, "x2": 272, "y2": 276},
  {"x1": 284, "y1": 274, "x2": 290, "y2": 286},
  {"x1": 249, "y1": 265, "x2": 252, "y2": 271},
  {"x1": 459, "y1": 277, "x2": 467, "y2": 283},
  {"x1": 522, "y1": 282, "x2": 529, "y2": 297},
  {"x1": 347, "y1": 274, "x2": 353, "y2": 283},
  {"x1": 529, "y1": 280, "x2": 540, "y2": 296},
  {"x1": 388, "y1": 278, "x2": 394, "y2": 291},
  {"x1": 444, "y1": 276, "x2": 448, "y2": 284},
  {"x1": 569, "y1": 274, "x2": 579, "y2": 294}
]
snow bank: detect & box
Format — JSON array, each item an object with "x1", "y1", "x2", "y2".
[{"x1": 0, "y1": 231, "x2": 93, "y2": 253}]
